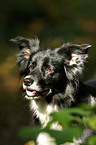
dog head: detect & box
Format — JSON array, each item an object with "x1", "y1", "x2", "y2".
[{"x1": 10, "y1": 36, "x2": 91, "y2": 101}]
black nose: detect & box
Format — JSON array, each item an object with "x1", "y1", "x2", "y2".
[{"x1": 24, "y1": 79, "x2": 33, "y2": 86}]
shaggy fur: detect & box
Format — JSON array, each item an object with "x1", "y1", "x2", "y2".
[{"x1": 10, "y1": 36, "x2": 96, "y2": 144}]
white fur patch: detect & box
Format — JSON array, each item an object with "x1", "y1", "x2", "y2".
[
  {"x1": 37, "y1": 132, "x2": 56, "y2": 145},
  {"x1": 69, "y1": 53, "x2": 88, "y2": 66},
  {"x1": 30, "y1": 98, "x2": 58, "y2": 127},
  {"x1": 65, "y1": 53, "x2": 88, "y2": 80},
  {"x1": 69, "y1": 54, "x2": 78, "y2": 66},
  {"x1": 90, "y1": 96, "x2": 96, "y2": 106},
  {"x1": 50, "y1": 122, "x2": 62, "y2": 131}
]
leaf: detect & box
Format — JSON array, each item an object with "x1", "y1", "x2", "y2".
[
  {"x1": 49, "y1": 107, "x2": 89, "y2": 128},
  {"x1": 18, "y1": 127, "x2": 41, "y2": 141},
  {"x1": 88, "y1": 135, "x2": 96, "y2": 145},
  {"x1": 65, "y1": 107, "x2": 89, "y2": 116},
  {"x1": 50, "y1": 111, "x2": 74, "y2": 127},
  {"x1": 18, "y1": 126, "x2": 81, "y2": 145},
  {"x1": 84, "y1": 116, "x2": 96, "y2": 130},
  {"x1": 43, "y1": 127, "x2": 81, "y2": 144}
]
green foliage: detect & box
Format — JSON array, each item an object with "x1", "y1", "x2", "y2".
[
  {"x1": 88, "y1": 136, "x2": 96, "y2": 145},
  {"x1": 18, "y1": 105, "x2": 96, "y2": 145},
  {"x1": 18, "y1": 126, "x2": 80, "y2": 145}
]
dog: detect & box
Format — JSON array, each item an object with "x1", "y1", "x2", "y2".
[{"x1": 10, "y1": 36, "x2": 96, "y2": 144}]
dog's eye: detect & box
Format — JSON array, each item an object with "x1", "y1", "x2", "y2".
[
  {"x1": 45, "y1": 68, "x2": 53, "y2": 73},
  {"x1": 29, "y1": 65, "x2": 34, "y2": 70},
  {"x1": 29, "y1": 62, "x2": 36, "y2": 71}
]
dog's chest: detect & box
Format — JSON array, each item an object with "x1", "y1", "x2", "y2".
[{"x1": 30, "y1": 98, "x2": 58, "y2": 127}]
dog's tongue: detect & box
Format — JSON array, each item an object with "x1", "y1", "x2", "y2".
[{"x1": 26, "y1": 90, "x2": 36, "y2": 97}]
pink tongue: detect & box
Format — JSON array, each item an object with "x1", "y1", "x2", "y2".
[{"x1": 26, "y1": 90, "x2": 36, "y2": 97}]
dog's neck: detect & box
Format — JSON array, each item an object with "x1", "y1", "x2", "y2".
[{"x1": 30, "y1": 98, "x2": 58, "y2": 127}]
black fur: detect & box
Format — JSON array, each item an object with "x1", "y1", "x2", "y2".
[{"x1": 10, "y1": 36, "x2": 96, "y2": 144}]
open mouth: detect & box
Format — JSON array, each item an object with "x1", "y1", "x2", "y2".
[{"x1": 25, "y1": 88, "x2": 52, "y2": 100}]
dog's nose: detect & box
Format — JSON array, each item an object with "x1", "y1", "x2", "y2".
[{"x1": 24, "y1": 79, "x2": 33, "y2": 86}]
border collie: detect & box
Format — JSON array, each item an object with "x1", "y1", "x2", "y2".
[{"x1": 10, "y1": 36, "x2": 96, "y2": 145}]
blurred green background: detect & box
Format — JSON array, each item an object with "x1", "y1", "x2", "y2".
[{"x1": 0, "y1": 0, "x2": 96, "y2": 145}]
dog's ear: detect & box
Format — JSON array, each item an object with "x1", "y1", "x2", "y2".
[
  {"x1": 57, "y1": 43, "x2": 91, "y2": 66},
  {"x1": 10, "y1": 36, "x2": 40, "y2": 75},
  {"x1": 10, "y1": 36, "x2": 40, "y2": 52},
  {"x1": 56, "y1": 43, "x2": 91, "y2": 79}
]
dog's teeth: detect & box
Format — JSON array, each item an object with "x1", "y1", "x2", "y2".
[{"x1": 26, "y1": 90, "x2": 36, "y2": 97}]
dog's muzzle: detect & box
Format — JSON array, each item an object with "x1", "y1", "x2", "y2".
[{"x1": 23, "y1": 77, "x2": 52, "y2": 99}]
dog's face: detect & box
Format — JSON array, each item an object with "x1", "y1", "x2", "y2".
[
  {"x1": 23, "y1": 49, "x2": 67, "y2": 100},
  {"x1": 10, "y1": 36, "x2": 91, "y2": 102}
]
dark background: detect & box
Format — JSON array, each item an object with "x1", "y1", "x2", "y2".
[{"x1": 0, "y1": 0, "x2": 96, "y2": 145}]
